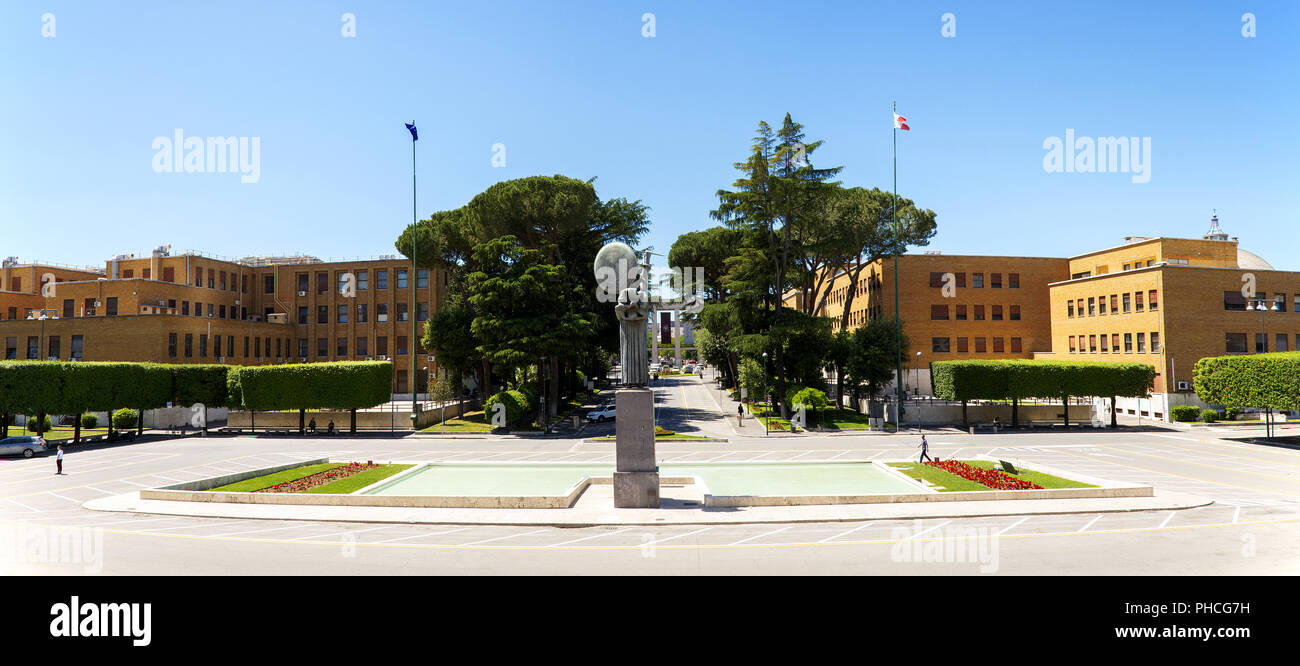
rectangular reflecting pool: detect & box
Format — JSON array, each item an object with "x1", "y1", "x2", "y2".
[{"x1": 361, "y1": 462, "x2": 924, "y2": 498}]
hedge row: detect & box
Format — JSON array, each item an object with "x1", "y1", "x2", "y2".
[
  {"x1": 0, "y1": 361, "x2": 225, "y2": 417},
  {"x1": 226, "y1": 361, "x2": 392, "y2": 411},
  {"x1": 1193, "y1": 352, "x2": 1300, "y2": 411},
  {"x1": 931, "y1": 360, "x2": 1155, "y2": 402}
]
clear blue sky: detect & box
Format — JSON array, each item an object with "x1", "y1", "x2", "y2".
[{"x1": 3, "y1": 1, "x2": 1297, "y2": 274}]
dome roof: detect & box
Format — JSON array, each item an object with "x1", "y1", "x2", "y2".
[{"x1": 1237, "y1": 248, "x2": 1274, "y2": 270}]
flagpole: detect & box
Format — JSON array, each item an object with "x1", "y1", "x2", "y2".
[
  {"x1": 410, "y1": 121, "x2": 418, "y2": 423},
  {"x1": 893, "y1": 101, "x2": 904, "y2": 425}
]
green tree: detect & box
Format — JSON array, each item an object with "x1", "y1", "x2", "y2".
[{"x1": 846, "y1": 316, "x2": 909, "y2": 407}]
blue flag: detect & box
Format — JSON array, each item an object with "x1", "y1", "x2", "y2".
[{"x1": 405, "y1": 122, "x2": 418, "y2": 141}]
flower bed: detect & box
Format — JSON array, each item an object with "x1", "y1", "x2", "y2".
[
  {"x1": 924, "y1": 460, "x2": 1042, "y2": 491},
  {"x1": 255, "y1": 462, "x2": 379, "y2": 493}
]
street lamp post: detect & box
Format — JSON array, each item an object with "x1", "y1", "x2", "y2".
[
  {"x1": 1246, "y1": 297, "x2": 1281, "y2": 438},
  {"x1": 539, "y1": 354, "x2": 549, "y2": 435},
  {"x1": 762, "y1": 351, "x2": 769, "y2": 436},
  {"x1": 914, "y1": 351, "x2": 922, "y2": 432}
]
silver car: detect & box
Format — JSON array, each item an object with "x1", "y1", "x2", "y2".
[{"x1": 0, "y1": 435, "x2": 48, "y2": 458}]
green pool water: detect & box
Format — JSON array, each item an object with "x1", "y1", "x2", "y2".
[{"x1": 361, "y1": 462, "x2": 921, "y2": 497}]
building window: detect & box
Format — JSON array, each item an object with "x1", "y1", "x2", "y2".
[
  {"x1": 397, "y1": 303, "x2": 408, "y2": 322},
  {"x1": 930, "y1": 305, "x2": 949, "y2": 320},
  {"x1": 972, "y1": 273, "x2": 984, "y2": 288},
  {"x1": 1150, "y1": 332, "x2": 1160, "y2": 352},
  {"x1": 932, "y1": 337, "x2": 950, "y2": 353},
  {"x1": 1087, "y1": 298, "x2": 1095, "y2": 316},
  {"x1": 318, "y1": 338, "x2": 328, "y2": 357},
  {"x1": 1148, "y1": 290, "x2": 1159, "y2": 311},
  {"x1": 1098, "y1": 296, "x2": 1107, "y2": 315},
  {"x1": 1010, "y1": 337, "x2": 1022, "y2": 353},
  {"x1": 318, "y1": 306, "x2": 328, "y2": 324},
  {"x1": 1008, "y1": 273, "x2": 1019, "y2": 289},
  {"x1": 1223, "y1": 291, "x2": 1246, "y2": 311},
  {"x1": 1124, "y1": 333, "x2": 1133, "y2": 352},
  {"x1": 317, "y1": 272, "x2": 328, "y2": 293},
  {"x1": 298, "y1": 307, "x2": 308, "y2": 324},
  {"x1": 298, "y1": 339, "x2": 308, "y2": 358},
  {"x1": 1010, "y1": 305, "x2": 1020, "y2": 321},
  {"x1": 417, "y1": 269, "x2": 429, "y2": 288},
  {"x1": 63, "y1": 299, "x2": 74, "y2": 318},
  {"x1": 275, "y1": 338, "x2": 281, "y2": 358},
  {"x1": 973, "y1": 305, "x2": 985, "y2": 321},
  {"x1": 1134, "y1": 291, "x2": 1144, "y2": 312},
  {"x1": 27, "y1": 336, "x2": 39, "y2": 360},
  {"x1": 376, "y1": 270, "x2": 388, "y2": 289},
  {"x1": 957, "y1": 337, "x2": 969, "y2": 353},
  {"x1": 992, "y1": 337, "x2": 1005, "y2": 353},
  {"x1": 397, "y1": 269, "x2": 409, "y2": 289},
  {"x1": 1254, "y1": 333, "x2": 1266, "y2": 353},
  {"x1": 207, "y1": 304, "x2": 214, "y2": 318},
  {"x1": 219, "y1": 305, "x2": 226, "y2": 319},
  {"x1": 228, "y1": 336, "x2": 234, "y2": 357},
  {"x1": 163, "y1": 267, "x2": 175, "y2": 282},
  {"x1": 337, "y1": 337, "x2": 348, "y2": 356},
  {"x1": 377, "y1": 336, "x2": 388, "y2": 356},
  {"x1": 357, "y1": 303, "x2": 368, "y2": 323},
  {"x1": 955, "y1": 305, "x2": 967, "y2": 321},
  {"x1": 254, "y1": 337, "x2": 261, "y2": 358},
  {"x1": 1225, "y1": 333, "x2": 1247, "y2": 353},
  {"x1": 1069, "y1": 335, "x2": 1076, "y2": 353},
  {"x1": 1122, "y1": 293, "x2": 1131, "y2": 313},
  {"x1": 1100, "y1": 334, "x2": 1108, "y2": 352},
  {"x1": 991, "y1": 305, "x2": 1003, "y2": 321},
  {"x1": 1088, "y1": 335, "x2": 1097, "y2": 353},
  {"x1": 397, "y1": 336, "x2": 408, "y2": 355},
  {"x1": 264, "y1": 275, "x2": 274, "y2": 294},
  {"x1": 416, "y1": 303, "x2": 429, "y2": 322},
  {"x1": 337, "y1": 305, "x2": 349, "y2": 324},
  {"x1": 244, "y1": 337, "x2": 250, "y2": 357},
  {"x1": 974, "y1": 337, "x2": 986, "y2": 353},
  {"x1": 357, "y1": 271, "x2": 368, "y2": 291},
  {"x1": 184, "y1": 334, "x2": 193, "y2": 358},
  {"x1": 106, "y1": 297, "x2": 118, "y2": 316},
  {"x1": 991, "y1": 273, "x2": 1002, "y2": 289},
  {"x1": 199, "y1": 334, "x2": 208, "y2": 358},
  {"x1": 48, "y1": 336, "x2": 60, "y2": 360},
  {"x1": 377, "y1": 303, "x2": 388, "y2": 321},
  {"x1": 929, "y1": 272, "x2": 944, "y2": 288},
  {"x1": 357, "y1": 337, "x2": 368, "y2": 356},
  {"x1": 1279, "y1": 334, "x2": 1290, "y2": 353},
  {"x1": 298, "y1": 273, "x2": 309, "y2": 292},
  {"x1": 1123, "y1": 263, "x2": 1130, "y2": 271},
  {"x1": 168, "y1": 333, "x2": 177, "y2": 358},
  {"x1": 1137, "y1": 332, "x2": 1147, "y2": 353},
  {"x1": 214, "y1": 335, "x2": 222, "y2": 357},
  {"x1": 1112, "y1": 333, "x2": 1120, "y2": 351},
  {"x1": 1110, "y1": 294, "x2": 1118, "y2": 313}
]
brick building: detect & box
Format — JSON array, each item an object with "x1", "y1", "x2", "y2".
[{"x1": 0, "y1": 247, "x2": 445, "y2": 393}]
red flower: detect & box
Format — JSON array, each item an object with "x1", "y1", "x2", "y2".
[
  {"x1": 256, "y1": 462, "x2": 378, "y2": 493},
  {"x1": 923, "y1": 460, "x2": 1041, "y2": 490}
]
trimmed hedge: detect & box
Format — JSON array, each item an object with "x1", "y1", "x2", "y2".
[
  {"x1": 1200, "y1": 408, "x2": 1218, "y2": 423},
  {"x1": 80, "y1": 414, "x2": 98, "y2": 428},
  {"x1": 112, "y1": 408, "x2": 139, "y2": 429},
  {"x1": 1194, "y1": 352, "x2": 1300, "y2": 411},
  {"x1": 932, "y1": 360, "x2": 1155, "y2": 401},
  {"x1": 27, "y1": 414, "x2": 52, "y2": 433},
  {"x1": 227, "y1": 361, "x2": 392, "y2": 411},
  {"x1": 1170, "y1": 405, "x2": 1200, "y2": 422},
  {"x1": 484, "y1": 389, "x2": 535, "y2": 427}
]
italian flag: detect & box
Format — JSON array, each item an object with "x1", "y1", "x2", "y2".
[{"x1": 893, "y1": 113, "x2": 909, "y2": 131}]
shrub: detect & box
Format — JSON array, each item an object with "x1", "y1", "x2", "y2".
[
  {"x1": 484, "y1": 390, "x2": 530, "y2": 426},
  {"x1": 1171, "y1": 405, "x2": 1201, "y2": 422},
  {"x1": 112, "y1": 408, "x2": 139, "y2": 429},
  {"x1": 27, "y1": 415, "x2": 52, "y2": 433},
  {"x1": 1224, "y1": 407, "x2": 1240, "y2": 421},
  {"x1": 1200, "y1": 408, "x2": 1218, "y2": 423},
  {"x1": 80, "y1": 413, "x2": 98, "y2": 428}
]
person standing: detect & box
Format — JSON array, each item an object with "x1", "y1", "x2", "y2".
[
  {"x1": 917, "y1": 435, "x2": 933, "y2": 463},
  {"x1": 56, "y1": 444, "x2": 64, "y2": 475},
  {"x1": 738, "y1": 403, "x2": 744, "y2": 424}
]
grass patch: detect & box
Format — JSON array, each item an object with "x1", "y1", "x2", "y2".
[
  {"x1": 965, "y1": 460, "x2": 1095, "y2": 489},
  {"x1": 745, "y1": 402, "x2": 791, "y2": 430},
  {"x1": 209, "y1": 463, "x2": 344, "y2": 492},
  {"x1": 887, "y1": 462, "x2": 990, "y2": 492},
  {"x1": 422, "y1": 410, "x2": 494, "y2": 433},
  {"x1": 303, "y1": 464, "x2": 414, "y2": 494},
  {"x1": 38, "y1": 427, "x2": 111, "y2": 441}
]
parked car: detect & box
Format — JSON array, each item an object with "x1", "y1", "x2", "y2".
[
  {"x1": 682, "y1": 364, "x2": 696, "y2": 374},
  {"x1": 586, "y1": 404, "x2": 617, "y2": 423},
  {"x1": 0, "y1": 435, "x2": 47, "y2": 458}
]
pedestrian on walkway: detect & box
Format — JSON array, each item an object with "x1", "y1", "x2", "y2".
[
  {"x1": 917, "y1": 435, "x2": 933, "y2": 463},
  {"x1": 738, "y1": 403, "x2": 744, "y2": 424},
  {"x1": 56, "y1": 444, "x2": 64, "y2": 475}
]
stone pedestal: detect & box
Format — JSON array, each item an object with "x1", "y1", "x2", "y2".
[{"x1": 614, "y1": 388, "x2": 659, "y2": 508}]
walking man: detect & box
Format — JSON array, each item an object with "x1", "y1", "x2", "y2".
[
  {"x1": 917, "y1": 435, "x2": 933, "y2": 463},
  {"x1": 56, "y1": 444, "x2": 64, "y2": 475},
  {"x1": 738, "y1": 403, "x2": 744, "y2": 425}
]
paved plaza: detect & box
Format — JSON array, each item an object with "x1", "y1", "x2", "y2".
[{"x1": 3, "y1": 375, "x2": 1299, "y2": 575}]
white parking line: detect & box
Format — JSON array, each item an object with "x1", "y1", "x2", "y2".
[
  {"x1": 83, "y1": 486, "x2": 117, "y2": 496},
  {"x1": 1233, "y1": 507, "x2": 1241, "y2": 524},
  {"x1": 907, "y1": 520, "x2": 952, "y2": 540},
  {"x1": 6, "y1": 498, "x2": 40, "y2": 512},
  {"x1": 1076, "y1": 514, "x2": 1103, "y2": 533},
  {"x1": 641, "y1": 527, "x2": 711, "y2": 547},
  {"x1": 457, "y1": 528, "x2": 550, "y2": 546},
  {"x1": 65, "y1": 516, "x2": 185, "y2": 529},
  {"x1": 45, "y1": 491, "x2": 84, "y2": 503},
  {"x1": 546, "y1": 527, "x2": 635, "y2": 547},
  {"x1": 369, "y1": 527, "x2": 472, "y2": 544},
  {"x1": 728, "y1": 526, "x2": 794, "y2": 546},
  {"x1": 997, "y1": 517, "x2": 1030, "y2": 536},
  {"x1": 1157, "y1": 511, "x2": 1176, "y2": 529},
  {"x1": 288, "y1": 525, "x2": 392, "y2": 541},
  {"x1": 819, "y1": 522, "x2": 885, "y2": 543},
  {"x1": 828, "y1": 450, "x2": 854, "y2": 460}
]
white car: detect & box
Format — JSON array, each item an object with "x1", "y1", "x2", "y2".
[
  {"x1": 586, "y1": 405, "x2": 616, "y2": 423},
  {"x1": 682, "y1": 364, "x2": 696, "y2": 374},
  {"x1": 0, "y1": 435, "x2": 47, "y2": 458}
]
